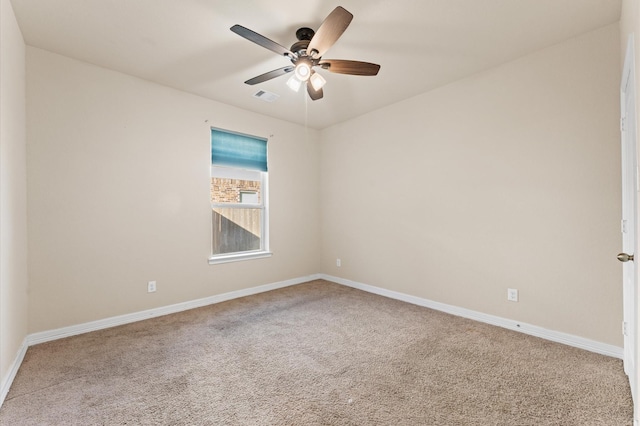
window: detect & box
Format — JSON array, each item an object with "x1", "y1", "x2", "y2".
[
  {"x1": 240, "y1": 191, "x2": 259, "y2": 204},
  {"x1": 209, "y1": 128, "x2": 271, "y2": 264}
]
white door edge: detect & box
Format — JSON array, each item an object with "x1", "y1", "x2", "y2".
[{"x1": 621, "y1": 33, "x2": 639, "y2": 424}]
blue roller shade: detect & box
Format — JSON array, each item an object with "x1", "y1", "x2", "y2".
[{"x1": 211, "y1": 128, "x2": 268, "y2": 172}]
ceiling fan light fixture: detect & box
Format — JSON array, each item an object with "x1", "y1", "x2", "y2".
[
  {"x1": 231, "y1": 6, "x2": 379, "y2": 101},
  {"x1": 286, "y1": 74, "x2": 303, "y2": 92},
  {"x1": 310, "y1": 72, "x2": 326, "y2": 91},
  {"x1": 294, "y1": 62, "x2": 311, "y2": 81}
]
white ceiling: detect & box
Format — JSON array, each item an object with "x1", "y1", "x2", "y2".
[{"x1": 10, "y1": 0, "x2": 622, "y2": 129}]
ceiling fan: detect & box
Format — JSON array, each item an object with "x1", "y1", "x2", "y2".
[{"x1": 230, "y1": 6, "x2": 380, "y2": 101}]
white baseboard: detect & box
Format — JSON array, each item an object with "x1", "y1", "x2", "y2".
[
  {"x1": 0, "y1": 337, "x2": 28, "y2": 407},
  {"x1": 1, "y1": 274, "x2": 319, "y2": 409},
  {"x1": 27, "y1": 274, "x2": 321, "y2": 346},
  {"x1": 320, "y1": 274, "x2": 624, "y2": 359},
  {"x1": 1, "y1": 271, "x2": 623, "y2": 411}
]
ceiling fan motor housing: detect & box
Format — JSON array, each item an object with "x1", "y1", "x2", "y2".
[
  {"x1": 290, "y1": 40, "x2": 310, "y2": 55},
  {"x1": 291, "y1": 27, "x2": 316, "y2": 56}
]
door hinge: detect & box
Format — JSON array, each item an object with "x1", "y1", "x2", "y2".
[
  {"x1": 623, "y1": 321, "x2": 629, "y2": 336},
  {"x1": 622, "y1": 219, "x2": 628, "y2": 233},
  {"x1": 621, "y1": 116, "x2": 626, "y2": 132}
]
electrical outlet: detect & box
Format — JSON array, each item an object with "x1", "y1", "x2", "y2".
[
  {"x1": 148, "y1": 281, "x2": 157, "y2": 293},
  {"x1": 336, "y1": 258, "x2": 341, "y2": 267},
  {"x1": 507, "y1": 288, "x2": 518, "y2": 302}
]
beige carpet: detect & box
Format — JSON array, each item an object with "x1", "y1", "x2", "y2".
[{"x1": 0, "y1": 280, "x2": 633, "y2": 425}]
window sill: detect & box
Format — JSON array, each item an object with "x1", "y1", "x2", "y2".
[{"x1": 208, "y1": 251, "x2": 272, "y2": 265}]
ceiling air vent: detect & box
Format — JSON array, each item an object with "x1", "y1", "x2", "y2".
[{"x1": 253, "y1": 90, "x2": 279, "y2": 103}]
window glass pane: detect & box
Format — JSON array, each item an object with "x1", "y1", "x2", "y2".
[
  {"x1": 211, "y1": 177, "x2": 261, "y2": 205},
  {"x1": 212, "y1": 207, "x2": 262, "y2": 255}
]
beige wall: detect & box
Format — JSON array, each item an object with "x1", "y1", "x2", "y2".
[
  {"x1": 26, "y1": 47, "x2": 321, "y2": 333},
  {"x1": 621, "y1": 0, "x2": 638, "y2": 67},
  {"x1": 320, "y1": 24, "x2": 622, "y2": 346},
  {"x1": 0, "y1": 0, "x2": 28, "y2": 384},
  {"x1": 20, "y1": 18, "x2": 627, "y2": 348}
]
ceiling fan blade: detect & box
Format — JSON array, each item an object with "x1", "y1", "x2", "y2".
[
  {"x1": 307, "y1": 81, "x2": 323, "y2": 101},
  {"x1": 244, "y1": 66, "x2": 295, "y2": 85},
  {"x1": 231, "y1": 24, "x2": 294, "y2": 58},
  {"x1": 319, "y1": 59, "x2": 381, "y2": 76},
  {"x1": 307, "y1": 6, "x2": 353, "y2": 58}
]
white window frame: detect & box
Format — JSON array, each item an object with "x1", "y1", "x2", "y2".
[{"x1": 209, "y1": 165, "x2": 271, "y2": 264}]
